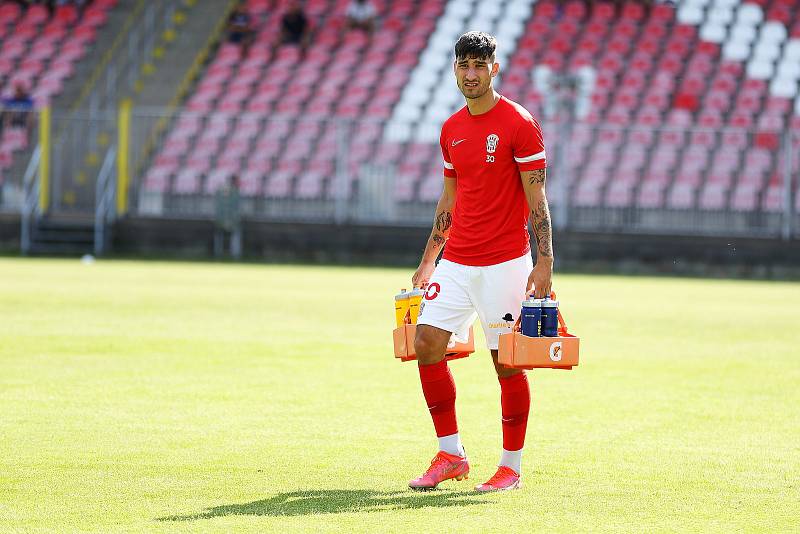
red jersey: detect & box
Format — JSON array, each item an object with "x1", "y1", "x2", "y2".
[{"x1": 439, "y1": 96, "x2": 546, "y2": 266}]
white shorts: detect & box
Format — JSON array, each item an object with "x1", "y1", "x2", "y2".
[{"x1": 417, "y1": 254, "x2": 533, "y2": 350}]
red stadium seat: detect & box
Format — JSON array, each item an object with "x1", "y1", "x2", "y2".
[
  {"x1": 23, "y1": 4, "x2": 50, "y2": 25},
  {"x1": 0, "y1": 3, "x2": 22, "y2": 22},
  {"x1": 55, "y1": 4, "x2": 79, "y2": 24}
]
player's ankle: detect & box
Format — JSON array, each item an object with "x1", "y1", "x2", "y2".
[{"x1": 438, "y1": 432, "x2": 465, "y2": 457}]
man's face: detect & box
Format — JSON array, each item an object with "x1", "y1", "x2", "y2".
[{"x1": 454, "y1": 56, "x2": 498, "y2": 99}]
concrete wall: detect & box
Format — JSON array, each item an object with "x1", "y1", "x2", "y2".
[
  {"x1": 112, "y1": 216, "x2": 800, "y2": 278},
  {"x1": 1, "y1": 214, "x2": 797, "y2": 278}
]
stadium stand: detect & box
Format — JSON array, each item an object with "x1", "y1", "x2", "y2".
[
  {"x1": 144, "y1": 0, "x2": 444, "y2": 201},
  {"x1": 0, "y1": 0, "x2": 117, "y2": 178},
  {"x1": 500, "y1": 0, "x2": 800, "y2": 215},
  {"x1": 144, "y1": 0, "x2": 799, "y2": 217}
]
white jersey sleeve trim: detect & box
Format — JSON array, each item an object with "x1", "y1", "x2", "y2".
[
  {"x1": 443, "y1": 161, "x2": 454, "y2": 169},
  {"x1": 514, "y1": 150, "x2": 546, "y2": 163}
]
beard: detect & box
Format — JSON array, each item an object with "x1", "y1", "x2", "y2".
[{"x1": 459, "y1": 80, "x2": 490, "y2": 99}]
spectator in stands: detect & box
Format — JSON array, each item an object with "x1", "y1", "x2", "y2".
[
  {"x1": 278, "y1": 1, "x2": 311, "y2": 56},
  {"x1": 227, "y1": 5, "x2": 255, "y2": 58},
  {"x1": 56, "y1": 0, "x2": 92, "y2": 14},
  {"x1": 14, "y1": 0, "x2": 85, "y2": 15},
  {"x1": 214, "y1": 174, "x2": 242, "y2": 259},
  {"x1": 1, "y1": 83, "x2": 35, "y2": 136},
  {"x1": 345, "y1": 0, "x2": 377, "y2": 34}
]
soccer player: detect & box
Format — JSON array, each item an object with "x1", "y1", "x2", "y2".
[{"x1": 408, "y1": 31, "x2": 553, "y2": 492}]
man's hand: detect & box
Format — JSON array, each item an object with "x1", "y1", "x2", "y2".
[
  {"x1": 412, "y1": 260, "x2": 436, "y2": 289},
  {"x1": 526, "y1": 259, "x2": 553, "y2": 299}
]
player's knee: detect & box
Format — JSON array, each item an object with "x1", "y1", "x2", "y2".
[{"x1": 414, "y1": 328, "x2": 446, "y2": 365}]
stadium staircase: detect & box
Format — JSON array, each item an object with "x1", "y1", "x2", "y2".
[
  {"x1": 140, "y1": 0, "x2": 799, "y2": 225},
  {"x1": 133, "y1": 0, "x2": 233, "y2": 108},
  {"x1": 59, "y1": 0, "x2": 223, "y2": 216}
]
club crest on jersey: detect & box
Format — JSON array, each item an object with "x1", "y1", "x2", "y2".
[{"x1": 486, "y1": 134, "x2": 499, "y2": 154}]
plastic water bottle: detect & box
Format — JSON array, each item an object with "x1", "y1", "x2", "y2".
[
  {"x1": 520, "y1": 298, "x2": 542, "y2": 337},
  {"x1": 541, "y1": 298, "x2": 559, "y2": 337},
  {"x1": 407, "y1": 288, "x2": 425, "y2": 324},
  {"x1": 394, "y1": 290, "x2": 410, "y2": 326}
]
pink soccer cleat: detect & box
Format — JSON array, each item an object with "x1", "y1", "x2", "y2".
[
  {"x1": 408, "y1": 451, "x2": 470, "y2": 490},
  {"x1": 474, "y1": 465, "x2": 522, "y2": 492}
]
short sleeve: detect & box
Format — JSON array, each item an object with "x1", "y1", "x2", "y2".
[
  {"x1": 513, "y1": 115, "x2": 546, "y2": 171},
  {"x1": 440, "y1": 129, "x2": 457, "y2": 178}
]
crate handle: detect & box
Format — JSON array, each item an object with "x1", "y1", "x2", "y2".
[{"x1": 515, "y1": 291, "x2": 568, "y2": 334}]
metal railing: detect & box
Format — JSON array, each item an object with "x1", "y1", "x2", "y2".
[
  {"x1": 94, "y1": 145, "x2": 118, "y2": 256},
  {"x1": 2, "y1": 108, "x2": 797, "y2": 242},
  {"x1": 20, "y1": 145, "x2": 42, "y2": 255}
]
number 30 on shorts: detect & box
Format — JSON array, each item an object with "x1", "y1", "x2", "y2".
[{"x1": 425, "y1": 283, "x2": 440, "y2": 300}]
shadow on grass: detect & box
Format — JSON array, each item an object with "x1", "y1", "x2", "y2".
[{"x1": 158, "y1": 489, "x2": 489, "y2": 520}]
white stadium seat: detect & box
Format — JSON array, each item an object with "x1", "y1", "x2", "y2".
[
  {"x1": 747, "y1": 58, "x2": 774, "y2": 79},
  {"x1": 677, "y1": 4, "x2": 704, "y2": 25},
  {"x1": 736, "y1": 3, "x2": 763, "y2": 25},
  {"x1": 760, "y1": 21, "x2": 788, "y2": 44},
  {"x1": 770, "y1": 78, "x2": 798, "y2": 98},
  {"x1": 444, "y1": 2, "x2": 471, "y2": 19},
  {"x1": 723, "y1": 40, "x2": 751, "y2": 61},
  {"x1": 506, "y1": 0, "x2": 532, "y2": 19},
  {"x1": 415, "y1": 122, "x2": 442, "y2": 143},
  {"x1": 427, "y1": 103, "x2": 452, "y2": 123},
  {"x1": 777, "y1": 60, "x2": 800, "y2": 80},
  {"x1": 753, "y1": 41, "x2": 782, "y2": 62},
  {"x1": 784, "y1": 40, "x2": 800, "y2": 61},
  {"x1": 700, "y1": 22, "x2": 728, "y2": 43},
  {"x1": 730, "y1": 24, "x2": 757, "y2": 46},
  {"x1": 707, "y1": 6, "x2": 735, "y2": 25},
  {"x1": 395, "y1": 103, "x2": 423, "y2": 123},
  {"x1": 533, "y1": 65, "x2": 553, "y2": 93},
  {"x1": 468, "y1": 19, "x2": 496, "y2": 33},
  {"x1": 384, "y1": 121, "x2": 413, "y2": 142},
  {"x1": 475, "y1": 1, "x2": 501, "y2": 20}
]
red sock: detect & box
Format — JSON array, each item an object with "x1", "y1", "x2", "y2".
[
  {"x1": 499, "y1": 372, "x2": 530, "y2": 451},
  {"x1": 418, "y1": 359, "x2": 458, "y2": 437}
]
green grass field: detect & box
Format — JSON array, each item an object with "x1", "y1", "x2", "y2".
[{"x1": 1, "y1": 258, "x2": 798, "y2": 533}]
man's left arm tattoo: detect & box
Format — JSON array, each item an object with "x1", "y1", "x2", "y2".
[{"x1": 532, "y1": 198, "x2": 553, "y2": 258}]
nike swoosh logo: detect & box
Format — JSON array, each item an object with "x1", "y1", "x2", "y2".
[{"x1": 451, "y1": 139, "x2": 466, "y2": 147}]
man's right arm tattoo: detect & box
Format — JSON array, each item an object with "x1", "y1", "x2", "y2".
[{"x1": 528, "y1": 169, "x2": 546, "y2": 185}]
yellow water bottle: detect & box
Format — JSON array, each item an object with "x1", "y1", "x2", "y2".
[
  {"x1": 394, "y1": 289, "x2": 410, "y2": 327},
  {"x1": 408, "y1": 288, "x2": 425, "y2": 324}
]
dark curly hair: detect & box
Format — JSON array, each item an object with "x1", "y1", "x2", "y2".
[{"x1": 454, "y1": 31, "x2": 497, "y2": 62}]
